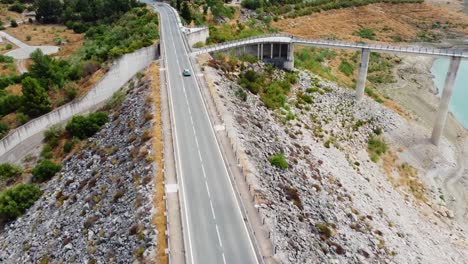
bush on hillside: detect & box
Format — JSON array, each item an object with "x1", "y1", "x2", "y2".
[
  {"x1": 66, "y1": 112, "x2": 109, "y2": 139},
  {"x1": 21, "y1": 77, "x2": 51, "y2": 118},
  {"x1": 44, "y1": 124, "x2": 64, "y2": 142},
  {"x1": 0, "y1": 122, "x2": 8, "y2": 138},
  {"x1": 0, "y1": 163, "x2": 23, "y2": 181},
  {"x1": 0, "y1": 184, "x2": 42, "y2": 220},
  {"x1": 8, "y1": 2, "x2": 25, "y2": 13},
  {"x1": 32, "y1": 159, "x2": 62, "y2": 182},
  {"x1": 269, "y1": 153, "x2": 289, "y2": 169}
]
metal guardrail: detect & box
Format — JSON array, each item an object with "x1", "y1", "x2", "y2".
[{"x1": 192, "y1": 34, "x2": 468, "y2": 58}]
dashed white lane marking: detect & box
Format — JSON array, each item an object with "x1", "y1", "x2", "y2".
[
  {"x1": 215, "y1": 225, "x2": 223, "y2": 248},
  {"x1": 164, "y1": 6, "x2": 227, "y2": 261},
  {"x1": 205, "y1": 181, "x2": 211, "y2": 198},
  {"x1": 222, "y1": 253, "x2": 227, "y2": 264},
  {"x1": 209, "y1": 201, "x2": 216, "y2": 220}
]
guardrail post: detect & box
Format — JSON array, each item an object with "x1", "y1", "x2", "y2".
[
  {"x1": 355, "y1": 48, "x2": 370, "y2": 101},
  {"x1": 431, "y1": 56, "x2": 461, "y2": 145}
]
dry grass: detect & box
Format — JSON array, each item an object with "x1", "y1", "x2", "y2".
[
  {"x1": 382, "y1": 150, "x2": 427, "y2": 202},
  {"x1": 5, "y1": 83, "x2": 21, "y2": 95},
  {"x1": 273, "y1": 3, "x2": 468, "y2": 43},
  {"x1": 0, "y1": 4, "x2": 25, "y2": 25},
  {"x1": 147, "y1": 62, "x2": 168, "y2": 264},
  {"x1": 0, "y1": 60, "x2": 16, "y2": 76},
  {"x1": 76, "y1": 69, "x2": 105, "y2": 97},
  {"x1": 5, "y1": 24, "x2": 84, "y2": 57},
  {"x1": 0, "y1": 40, "x2": 18, "y2": 54},
  {"x1": 0, "y1": 112, "x2": 16, "y2": 128}
]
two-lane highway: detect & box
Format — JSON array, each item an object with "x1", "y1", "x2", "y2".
[{"x1": 151, "y1": 2, "x2": 258, "y2": 264}]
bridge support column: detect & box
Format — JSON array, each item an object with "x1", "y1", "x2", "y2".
[
  {"x1": 270, "y1": 43, "x2": 274, "y2": 59},
  {"x1": 257, "y1": 44, "x2": 260, "y2": 60},
  {"x1": 283, "y1": 44, "x2": 294, "y2": 71},
  {"x1": 431, "y1": 56, "x2": 461, "y2": 145},
  {"x1": 260, "y1": 43, "x2": 264, "y2": 59},
  {"x1": 355, "y1": 48, "x2": 370, "y2": 101}
]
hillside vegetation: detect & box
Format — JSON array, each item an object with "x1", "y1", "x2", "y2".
[
  {"x1": 0, "y1": 0, "x2": 158, "y2": 138},
  {"x1": 242, "y1": 0, "x2": 423, "y2": 18}
]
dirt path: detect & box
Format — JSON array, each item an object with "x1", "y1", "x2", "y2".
[{"x1": 444, "y1": 137, "x2": 468, "y2": 223}]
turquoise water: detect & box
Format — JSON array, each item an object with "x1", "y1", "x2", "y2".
[{"x1": 431, "y1": 57, "x2": 468, "y2": 128}]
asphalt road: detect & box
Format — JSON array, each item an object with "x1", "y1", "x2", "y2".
[{"x1": 153, "y1": 3, "x2": 258, "y2": 264}]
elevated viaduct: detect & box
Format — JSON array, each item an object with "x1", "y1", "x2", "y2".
[{"x1": 192, "y1": 34, "x2": 467, "y2": 145}]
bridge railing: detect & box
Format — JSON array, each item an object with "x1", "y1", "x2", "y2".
[
  {"x1": 193, "y1": 34, "x2": 467, "y2": 58},
  {"x1": 193, "y1": 33, "x2": 293, "y2": 54}
]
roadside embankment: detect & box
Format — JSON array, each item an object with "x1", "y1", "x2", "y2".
[{"x1": 0, "y1": 45, "x2": 158, "y2": 163}]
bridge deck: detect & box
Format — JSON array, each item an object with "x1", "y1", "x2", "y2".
[{"x1": 192, "y1": 34, "x2": 468, "y2": 58}]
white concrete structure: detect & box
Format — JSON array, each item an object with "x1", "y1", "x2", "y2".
[
  {"x1": 192, "y1": 34, "x2": 467, "y2": 145},
  {"x1": 0, "y1": 45, "x2": 158, "y2": 162}
]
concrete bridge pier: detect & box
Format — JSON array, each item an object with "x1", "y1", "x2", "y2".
[
  {"x1": 283, "y1": 44, "x2": 294, "y2": 71},
  {"x1": 431, "y1": 56, "x2": 462, "y2": 145},
  {"x1": 355, "y1": 48, "x2": 370, "y2": 101}
]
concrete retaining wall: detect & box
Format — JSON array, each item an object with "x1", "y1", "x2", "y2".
[
  {"x1": 0, "y1": 45, "x2": 158, "y2": 161},
  {"x1": 186, "y1": 27, "x2": 209, "y2": 48}
]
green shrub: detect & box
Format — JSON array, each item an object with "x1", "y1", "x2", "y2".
[
  {"x1": 0, "y1": 184, "x2": 42, "y2": 220},
  {"x1": 8, "y1": 2, "x2": 25, "y2": 13},
  {"x1": 106, "y1": 90, "x2": 126, "y2": 109},
  {"x1": 10, "y1": 19, "x2": 18, "y2": 28},
  {"x1": 64, "y1": 83, "x2": 78, "y2": 102},
  {"x1": 44, "y1": 124, "x2": 64, "y2": 142},
  {"x1": 193, "y1": 41, "x2": 205, "y2": 48},
  {"x1": 0, "y1": 122, "x2": 9, "y2": 138},
  {"x1": 16, "y1": 112, "x2": 29, "y2": 125},
  {"x1": 368, "y1": 136, "x2": 387, "y2": 162},
  {"x1": 63, "y1": 140, "x2": 76, "y2": 153},
  {"x1": 0, "y1": 55, "x2": 14, "y2": 63},
  {"x1": 235, "y1": 88, "x2": 247, "y2": 101},
  {"x1": 40, "y1": 144, "x2": 53, "y2": 159},
  {"x1": 338, "y1": 59, "x2": 355, "y2": 76},
  {"x1": 269, "y1": 153, "x2": 289, "y2": 169},
  {"x1": 238, "y1": 70, "x2": 263, "y2": 94},
  {"x1": 0, "y1": 163, "x2": 23, "y2": 181},
  {"x1": 32, "y1": 159, "x2": 61, "y2": 182},
  {"x1": 355, "y1": 28, "x2": 376, "y2": 40},
  {"x1": 0, "y1": 94, "x2": 22, "y2": 116},
  {"x1": 261, "y1": 81, "x2": 287, "y2": 109},
  {"x1": 239, "y1": 53, "x2": 258, "y2": 63},
  {"x1": 66, "y1": 112, "x2": 109, "y2": 139},
  {"x1": 26, "y1": 35, "x2": 32, "y2": 41},
  {"x1": 5, "y1": 43, "x2": 13, "y2": 50}
]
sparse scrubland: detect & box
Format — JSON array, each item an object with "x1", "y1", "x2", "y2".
[
  {"x1": 0, "y1": 71, "x2": 162, "y2": 262},
  {"x1": 201, "y1": 53, "x2": 468, "y2": 262}
]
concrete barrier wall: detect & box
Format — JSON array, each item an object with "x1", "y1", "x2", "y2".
[
  {"x1": 186, "y1": 27, "x2": 209, "y2": 47},
  {"x1": 0, "y1": 45, "x2": 158, "y2": 159}
]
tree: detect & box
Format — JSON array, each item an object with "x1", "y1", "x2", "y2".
[
  {"x1": 36, "y1": 0, "x2": 63, "y2": 23},
  {"x1": 32, "y1": 159, "x2": 61, "y2": 182},
  {"x1": 180, "y1": 1, "x2": 192, "y2": 24},
  {"x1": 21, "y1": 77, "x2": 51, "y2": 118},
  {"x1": 29, "y1": 49, "x2": 67, "y2": 89},
  {"x1": 176, "y1": 0, "x2": 181, "y2": 10},
  {"x1": 0, "y1": 184, "x2": 42, "y2": 220}
]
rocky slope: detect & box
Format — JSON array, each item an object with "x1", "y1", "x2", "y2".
[
  {"x1": 205, "y1": 62, "x2": 468, "y2": 263},
  {"x1": 0, "y1": 78, "x2": 159, "y2": 263}
]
